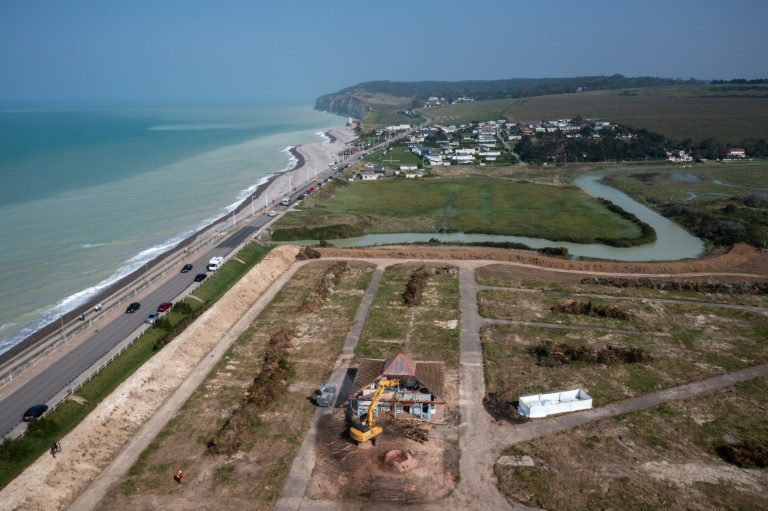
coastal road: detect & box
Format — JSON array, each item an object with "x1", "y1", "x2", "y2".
[{"x1": 0, "y1": 161, "x2": 341, "y2": 439}]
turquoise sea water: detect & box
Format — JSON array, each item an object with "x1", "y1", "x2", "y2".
[{"x1": 0, "y1": 102, "x2": 345, "y2": 354}]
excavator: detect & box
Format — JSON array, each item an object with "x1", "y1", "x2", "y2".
[{"x1": 349, "y1": 378, "x2": 400, "y2": 445}]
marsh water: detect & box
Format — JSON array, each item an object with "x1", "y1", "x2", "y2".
[{"x1": 300, "y1": 171, "x2": 705, "y2": 262}]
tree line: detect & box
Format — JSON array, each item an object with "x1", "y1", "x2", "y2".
[{"x1": 336, "y1": 75, "x2": 697, "y2": 105}]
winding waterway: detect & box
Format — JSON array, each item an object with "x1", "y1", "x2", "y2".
[{"x1": 297, "y1": 171, "x2": 706, "y2": 262}]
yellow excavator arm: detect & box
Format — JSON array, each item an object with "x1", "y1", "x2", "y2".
[{"x1": 349, "y1": 379, "x2": 400, "y2": 445}]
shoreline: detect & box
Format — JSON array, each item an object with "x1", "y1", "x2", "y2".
[{"x1": 0, "y1": 127, "x2": 355, "y2": 366}]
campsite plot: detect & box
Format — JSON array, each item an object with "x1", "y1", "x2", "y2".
[{"x1": 495, "y1": 378, "x2": 768, "y2": 510}]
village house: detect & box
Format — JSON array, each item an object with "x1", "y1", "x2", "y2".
[
  {"x1": 350, "y1": 352, "x2": 446, "y2": 422},
  {"x1": 360, "y1": 170, "x2": 378, "y2": 181},
  {"x1": 728, "y1": 148, "x2": 746, "y2": 158}
]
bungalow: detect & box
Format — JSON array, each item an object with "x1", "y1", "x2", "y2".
[
  {"x1": 350, "y1": 352, "x2": 446, "y2": 422},
  {"x1": 728, "y1": 148, "x2": 746, "y2": 158},
  {"x1": 360, "y1": 170, "x2": 378, "y2": 181},
  {"x1": 400, "y1": 164, "x2": 418, "y2": 171}
]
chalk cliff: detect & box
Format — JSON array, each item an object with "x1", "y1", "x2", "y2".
[{"x1": 314, "y1": 94, "x2": 370, "y2": 119}]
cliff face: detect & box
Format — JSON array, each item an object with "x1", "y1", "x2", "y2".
[{"x1": 314, "y1": 94, "x2": 370, "y2": 119}]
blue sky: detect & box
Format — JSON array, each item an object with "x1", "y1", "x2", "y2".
[{"x1": 1, "y1": 0, "x2": 766, "y2": 102}]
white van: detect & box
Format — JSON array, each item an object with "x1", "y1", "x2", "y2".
[
  {"x1": 207, "y1": 256, "x2": 224, "y2": 272},
  {"x1": 281, "y1": 196, "x2": 291, "y2": 206}
]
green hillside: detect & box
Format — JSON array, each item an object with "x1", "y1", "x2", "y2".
[{"x1": 427, "y1": 85, "x2": 768, "y2": 143}]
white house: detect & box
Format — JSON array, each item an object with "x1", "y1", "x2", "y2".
[
  {"x1": 360, "y1": 170, "x2": 378, "y2": 181},
  {"x1": 728, "y1": 148, "x2": 746, "y2": 158}
]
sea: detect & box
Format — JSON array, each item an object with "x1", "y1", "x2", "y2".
[{"x1": 0, "y1": 101, "x2": 346, "y2": 355}]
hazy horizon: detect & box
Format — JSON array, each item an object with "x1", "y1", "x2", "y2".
[{"x1": 1, "y1": 0, "x2": 767, "y2": 102}]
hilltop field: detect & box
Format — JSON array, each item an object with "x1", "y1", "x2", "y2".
[{"x1": 424, "y1": 84, "x2": 768, "y2": 144}]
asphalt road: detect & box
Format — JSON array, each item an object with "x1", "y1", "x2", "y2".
[{"x1": 0, "y1": 167, "x2": 338, "y2": 439}]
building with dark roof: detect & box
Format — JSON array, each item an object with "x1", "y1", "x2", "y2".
[{"x1": 350, "y1": 352, "x2": 446, "y2": 422}]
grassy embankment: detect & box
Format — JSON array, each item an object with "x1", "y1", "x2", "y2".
[
  {"x1": 427, "y1": 84, "x2": 768, "y2": 143},
  {"x1": 0, "y1": 243, "x2": 272, "y2": 491},
  {"x1": 113, "y1": 261, "x2": 374, "y2": 508},
  {"x1": 476, "y1": 264, "x2": 768, "y2": 509},
  {"x1": 602, "y1": 163, "x2": 768, "y2": 248},
  {"x1": 272, "y1": 177, "x2": 648, "y2": 246}
]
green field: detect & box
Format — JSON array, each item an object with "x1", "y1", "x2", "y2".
[
  {"x1": 427, "y1": 84, "x2": 768, "y2": 143},
  {"x1": 275, "y1": 177, "x2": 643, "y2": 244},
  {"x1": 602, "y1": 162, "x2": 768, "y2": 247}
]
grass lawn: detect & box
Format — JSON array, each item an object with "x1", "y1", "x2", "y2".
[
  {"x1": 113, "y1": 260, "x2": 375, "y2": 509},
  {"x1": 355, "y1": 263, "x2": 461, "y2": 367},
  {"x1": 275, "y1": 177, "x2": 643, "y2": 243}
]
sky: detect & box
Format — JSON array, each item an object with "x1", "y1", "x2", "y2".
[{"x1": 1, "y1": 0, "x2": 766, "y2": 102}]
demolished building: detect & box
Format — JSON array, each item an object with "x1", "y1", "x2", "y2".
[{"x1": 350, "y1": 352, "x2": 446, "y2": 422}]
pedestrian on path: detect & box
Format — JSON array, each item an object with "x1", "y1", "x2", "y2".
[
  {"x1": 50, "y1": 443, "x2": 57, "y2": 458},
  {"x1": 54, "y1": 440, "x2": 62, "y2": 453},
  {"x1": 67, "y1": 385, "x2": 73, "y2": 396},
  {"x1": 174, "y1": 470, "x2": 182, "y2": 484}
]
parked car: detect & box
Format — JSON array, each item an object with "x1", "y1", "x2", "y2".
[
  {"x1": 22, "y1": 404, "x2": 48, "y2": 422},
  {"x1": 315, "y1": 383, "x2": 337, "y2": 407},
  {"x1": 194, "y1": 273, "x2": 207, "y2": 282},
  {"x1": 157, "y1": 302, "x2": 173, "y2": 313},
  {"x1": 267, "y1": 210, "x2": 277, "y2": 217},
  {"x1": 145, "y1": 311, "x2": 161, "y2": 324},
  {"x1": 126, "y1": 302, "x2": 141, "y2": 313},
  {"x1": 181, "y1": 264, "x2": 193, "y2": 273}
]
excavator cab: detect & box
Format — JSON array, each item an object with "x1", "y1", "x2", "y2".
[{"x1": 349, "y1": 378, "x2": 399, "y2": 446}]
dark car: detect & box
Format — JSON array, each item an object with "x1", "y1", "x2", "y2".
[
  {"x1": 126, "y1": 302, "x2": 141, "y2": 313},
  {"x1": 23, "y1": 404, "x2": 48, "y2": 422},
  {"x1": 315, "y1": 383, "x2": 337, "y2": 407},
  {"x1": 194, "y1": 273, "x2": 207, "y2": 282},
  {"x1": 157, "y1": 302, "x2": 173, "y2": 313},
  {"x1": 181, "y1": 264, "x2": 193, "y2": 273}
]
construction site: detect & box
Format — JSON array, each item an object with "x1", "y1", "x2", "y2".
[{"x1": 1, "y1": 244, "x2": 767, "y2": 511}]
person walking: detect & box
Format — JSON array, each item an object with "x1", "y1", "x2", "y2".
[
  {"x1": 175, "y1": 470, "x2": 182, "y2": 483},
  {"x1": 50, "y1": 443, "x2": 57, "y2": 458},
  {"x1": 54, "y1": 440, "x2": 62, "y2": 453}
]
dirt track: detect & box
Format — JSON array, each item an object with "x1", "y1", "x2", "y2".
[
  {"x1": 317, "y1": 243, "x2": 768, "y2": 277},
  {"x1": 1, "y1": 243, "x2": 766, "y2": 511}
]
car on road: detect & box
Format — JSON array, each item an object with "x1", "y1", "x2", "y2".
[
  {"x1": 126, "y1": 302, "x2": 141, "y2": 313},
  {"x1": 157, "y1": 302, "x2": 173, "y2": 313},
  {"x1": 315, "y1": 383, "x2": 336, "y2": 407},
  {"x1": 267, "y1": 210, "x2": 277, "y2": 217},
  {"x1": 181, "y1": 264, "x2": 193, "y2": 273},
  {"x1": 145, "y1": 311, "x2": 161, "y2": 324},
  {"x1": 194, "y1": 273, "x2": 207, "y2": 282},
  {"x1": 23, "y1": 404, "x2": 48, "y2": 422},
  {"x1": 300, "y1": 191, "x2": 309, "y2": 199}
]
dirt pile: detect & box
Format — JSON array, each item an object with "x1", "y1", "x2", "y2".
[
  {"x1": 402, "y1": 266, "x2": 432, "y2": 306},
  {"x1": 382, "y1": 450, "x2": 419, "y2": 473},
  {"x1": 298, "y1": 261, "x2": 349, "y2": 313},
  {"x1": 551, "y1": 300, "x2": 634, "y2": 321},
  {"x1": 582, "y1": 276, "x2": 768, "y2": 293},
  {"x1": 529, "y1": 340, "x2": 652, "y2": 367},
  {"x1": 209, "y1": 327, "x2": 295, "y2": 455}
]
